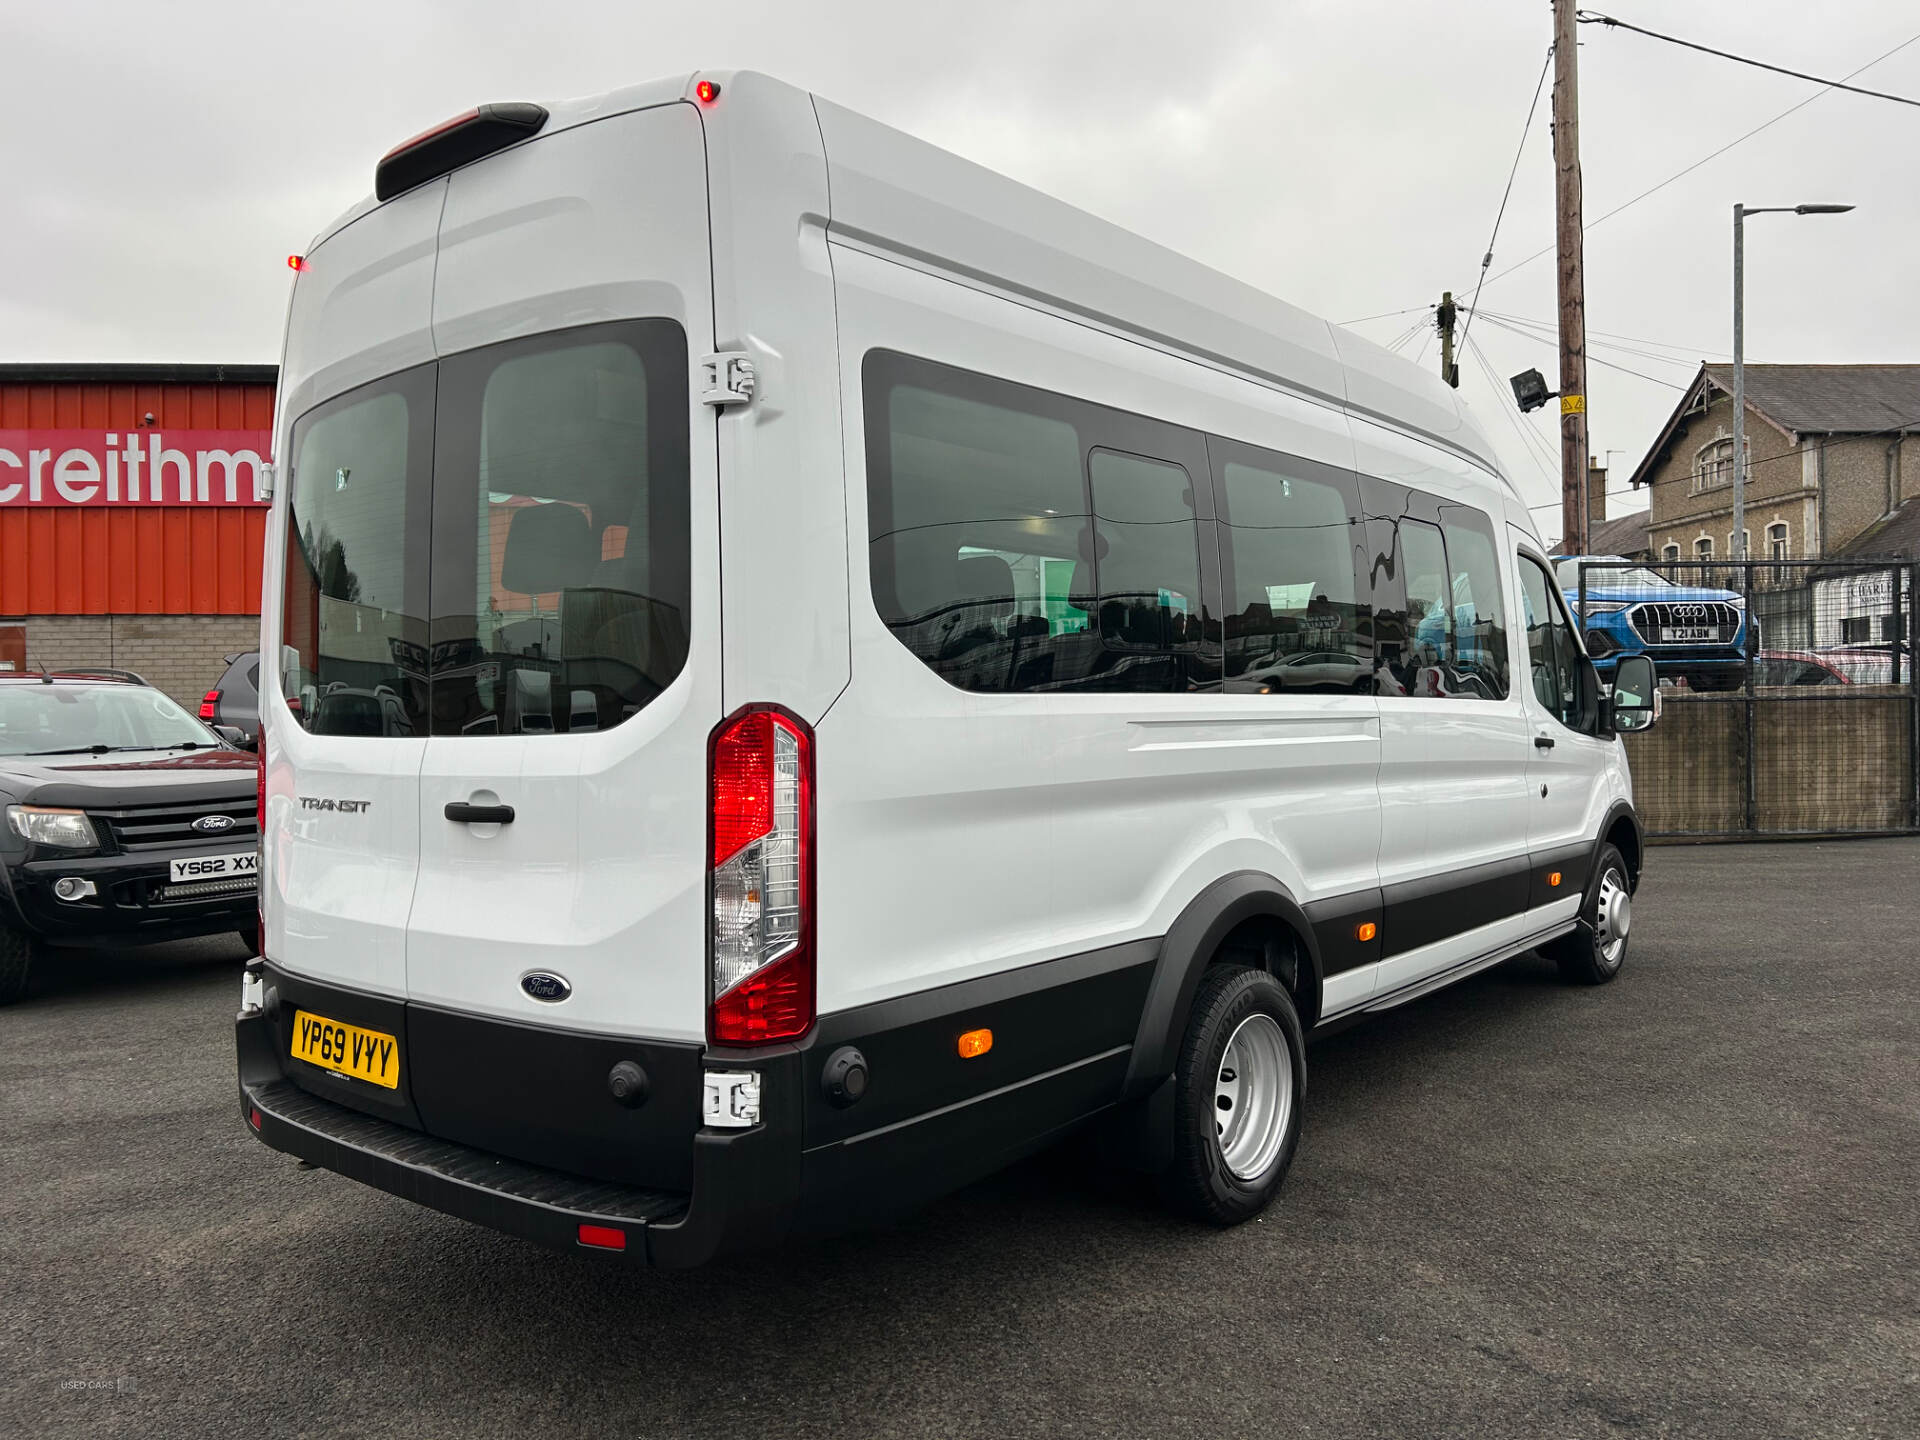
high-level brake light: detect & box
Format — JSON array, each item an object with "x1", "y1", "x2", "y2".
[
  {"x1": 373, "y1": 102, "x2": 549, "y2": 202},
  {"x1": 708, "y1": 706, "x2": 814, "y2": 1045}
]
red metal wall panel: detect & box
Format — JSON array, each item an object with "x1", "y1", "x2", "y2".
[{"x1": 0, "y1": 380, "x2": 274, "y2": 617}]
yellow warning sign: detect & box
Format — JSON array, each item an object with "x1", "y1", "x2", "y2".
[{"x1": 1560, "y1": 394, "x2": 1586, "y2": 415}]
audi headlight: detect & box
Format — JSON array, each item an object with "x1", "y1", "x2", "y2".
[
  {"x1": 1579, "y1": 602, "x2": 1629, "y2": 618},
  {"x1": 1727, "y1": 596, "x2": 1745, "y2": 610},
  {"x1": 5, "y1": 805, "x2": 98, "y2": 849}
]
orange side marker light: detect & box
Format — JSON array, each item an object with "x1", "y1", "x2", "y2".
[
  {"x1": 1548, "y1": 871, "x2": 1563, "y2": 887},
  {"x1": 1355, "y1": 921, "x2": 1377, "y2": 943},
  {"x1": 957, "y1": 1028, "x2": 993, "y2": 1060}
]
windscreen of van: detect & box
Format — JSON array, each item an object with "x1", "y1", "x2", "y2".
[{"x1": 279, "y1": 320, "x2": 690, "y2": 737}]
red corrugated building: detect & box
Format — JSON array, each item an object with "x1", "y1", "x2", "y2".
[{"x1": 0, "y1": 363, "x2": 275, "y2": 703}]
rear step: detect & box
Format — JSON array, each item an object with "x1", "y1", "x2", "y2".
[{"x1": 245, "y1": 1078, "x2": 688, "y2": 1243}]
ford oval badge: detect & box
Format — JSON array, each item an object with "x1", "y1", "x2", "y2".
[
  {"x1": 192, "y1": 814, "x2": 237, "y2": 834},
  {"x1": 520, "y1": 971, "x2": 571, "y2": 1003}
]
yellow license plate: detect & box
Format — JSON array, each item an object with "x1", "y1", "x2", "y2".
[{"x1": 291, "y1": 1010, "x2": 400, "y2": 1090}]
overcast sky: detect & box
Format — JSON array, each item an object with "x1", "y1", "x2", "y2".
[{"x1": 5, "y1": 1, "x2": 1917, "y2": 541}]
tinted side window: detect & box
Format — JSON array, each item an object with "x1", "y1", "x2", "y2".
[
  {"x1": 429, "y1": 320, "x2": 690, "y2": 736},
  {"x1": 1216, "y1": 448, "x2": 1369, "y2": 695},
  {"x1": 864, "y1": 352, "x2": 1212, "y2": 694},
  {"x1": 281, "y1": 365, "x2": 434, "y2": 736},
  {"x1": 1401, "y1": 521, "x2": 1454, "y2": 695},
  {"x1": 1439, "y1": 508, "x2": 1510, "y2": 700}
]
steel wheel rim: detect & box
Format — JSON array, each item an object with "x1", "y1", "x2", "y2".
[
  {"x1": 1213, "y1": 1012, "x2": 1293, "y2": 1181},
  {"x1": 1594, "y1": 866, "x2": 1631, "y2": 968}
]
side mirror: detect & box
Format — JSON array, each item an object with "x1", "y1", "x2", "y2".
[
  {"x1": 1610, "y1": 654, "x2": 1660, "y2": 733},
  {"x1": 213, "y1": 724, "x2": 257, "y2": 751}
]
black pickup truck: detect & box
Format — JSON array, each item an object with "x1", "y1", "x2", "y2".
[{"x1": 0, "y1": 671, "x2": 260, "y2": 1004}]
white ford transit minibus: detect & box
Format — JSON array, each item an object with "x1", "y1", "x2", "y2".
[{"x1": 236, "y1": 72, "x2": 1660, "y2": 1266}]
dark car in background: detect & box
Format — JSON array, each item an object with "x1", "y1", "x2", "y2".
[
  {"x1": 0, "y1": 672, "x2": 260, "y2": 1003},
  {"x1": 200, "y1": 651, "x2": 261, "y2": 744}
]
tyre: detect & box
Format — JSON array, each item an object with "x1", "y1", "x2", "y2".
[
  {"x1": 1162, "y1": 963, "x2": 1306, "y2": 1225},
  {"x1": 1544, "y1": 843, "x2": 1633, "y2": 985},
  {"x1": 0, "y1": 925, "x2": 37, "y2": 1006}
]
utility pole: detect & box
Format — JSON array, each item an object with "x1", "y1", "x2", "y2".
[
  {"x1": 1436, "y1": 291, "x2": 1459, "y2": 389},
  {"x1": 1551, "y1": 0, "x2": 1590, "y2": 555}
]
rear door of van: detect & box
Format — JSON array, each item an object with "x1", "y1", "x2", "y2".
[{"x1": 404, "y1": 103, "x2": 720, "y2": 1047}]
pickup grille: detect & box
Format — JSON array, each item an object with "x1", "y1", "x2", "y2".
[
  {"x1": 1627, "y1": 601, "x2": 1740, "y2": 645},
  {"x1": 89, "y1": 799, "x2": 258, "y2": 853}
]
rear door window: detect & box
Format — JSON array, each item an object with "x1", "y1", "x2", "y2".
[
  {"x1": 277, "y1": 321, "x2": 689, "y2": 738},
  {"x1": 281, "y1": 365, "x2": 435, "y2": 735},
  {"x1": 430, "y1": 321, "x2": 690, "y2": 736}
]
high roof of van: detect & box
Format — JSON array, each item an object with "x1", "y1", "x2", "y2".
[{"x1": 312, "y1": 70, "x2": 1507, "y2": 491}]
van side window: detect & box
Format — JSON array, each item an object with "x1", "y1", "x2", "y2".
[
  {"x1": 1400, "y1": 521, "x2": 1454, "y2": 694},
  {"x1": 1088, "y1": 449, "x2": 1203, "y2": 658},
  {"x1": 1517, "y1": 553, "x2": 1587, "y2": 728},
  {"x1": 1215, "y1": 450, "x2": 1369, "y2": 694},
  {"x1": 864, "y1": 352, "x2": 1210, "y2": 694},
  {"x1": 1438, "y1": 508, "x2": 1510, "y2": 700}
]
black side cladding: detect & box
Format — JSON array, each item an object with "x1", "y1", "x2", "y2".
[{"x1": 374, "y1": 103, "x2": 548, "y2": 201}]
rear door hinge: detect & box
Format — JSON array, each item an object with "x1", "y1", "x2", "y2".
[{"x1": 700, "y1": 351, "x2": 757, "y2": 408}]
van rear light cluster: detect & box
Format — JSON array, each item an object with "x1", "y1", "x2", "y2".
[
  {"x1": 199, "y1": 688, "x2": 221, "y2": 720},
  {"x1": 707, "y1": 706, "x2": 814, "y2": 1045}
]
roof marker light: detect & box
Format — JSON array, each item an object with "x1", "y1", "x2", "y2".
[
  {"x1": 286, "y1": 255, "x2": 306, "y2": 271},
  {"x1": 695, "y1": 80, "x2": 720, "y2": 105}
]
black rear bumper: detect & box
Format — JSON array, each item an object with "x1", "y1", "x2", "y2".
[{"x1": 236, "y1": 988, "x2": 803, "y2": 1268}]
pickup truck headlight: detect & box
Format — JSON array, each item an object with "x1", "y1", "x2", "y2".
[{"x1": 5, "y1": 805, "x2": 99, "y2": 849}]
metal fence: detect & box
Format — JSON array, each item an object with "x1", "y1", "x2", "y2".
[{"x1": 1574, "y1": 558, "x2": 1918, "y2": 841}]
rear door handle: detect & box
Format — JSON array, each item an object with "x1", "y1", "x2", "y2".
[
  {"x1": 1534, "y1": 735, "x2": 1556, "y2": 750},
  {"x1": 445, "y1": 802, "x2": 515, "y2": 824}
]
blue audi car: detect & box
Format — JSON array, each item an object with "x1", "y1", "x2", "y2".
[{"x1": 1554, "y1": 556, "x2": 1753, "y2": 691}]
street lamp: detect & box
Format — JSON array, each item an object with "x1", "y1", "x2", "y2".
[{"x1": 1732, "y1": 203, "x2": 1854, "y2": 558}]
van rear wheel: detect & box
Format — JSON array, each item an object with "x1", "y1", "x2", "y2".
[
  {"x1": 1162, "y1": 964, "x2": 1304, "y2": 1225},
  {"x1": 1544, "y1": 843, "x2": 1632, "y2": 985},
  {"x1": 0, "y1": 926, "x2": 38, "y2": 1006}
]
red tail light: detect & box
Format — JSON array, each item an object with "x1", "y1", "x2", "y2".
[
  {"x1": 707, "y1": 706, "x2": 814, "y2": 1045},
  {"x1": 576, "y1": 1223, "x2": 626, "y2": 1251},
  {"x1": 199, "y1": 688, "x2": 221, "y2": 720}
]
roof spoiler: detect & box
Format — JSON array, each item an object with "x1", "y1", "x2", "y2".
[{"x1": 374, "y1": 103, "x2": 548, "y2": 202}]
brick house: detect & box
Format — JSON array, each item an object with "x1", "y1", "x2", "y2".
[{"x1": 1627, "y1": 364, "x2": 1920, "y2": 562}]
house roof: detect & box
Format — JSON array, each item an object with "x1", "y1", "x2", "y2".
[
  {"x1": 1837, "y1": 496, "x2": 1920, "y2": 560},
  {"x1": 1628, "y1": 363, "x2": 1920, "y2": 488},
  {"x1": 1550, "y1": 509, "x2": 1650, "y2": 558}
]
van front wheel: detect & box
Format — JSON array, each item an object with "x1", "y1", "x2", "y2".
[
  {"x1": 1544, "y1": 843, "x2": 1632, "y2": 985},
  {"x1": 1162, "y1": 964, "x2": 1305, "y2": 1225}
]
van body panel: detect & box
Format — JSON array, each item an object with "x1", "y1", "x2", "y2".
[
  {"x1": 702, "y1": 77, "x2": 851, "y2": 719},
  {"x1": 818, "y1": 241, "x2": 1383, "y2": 1017},
  {"x1": 405, "y1": 106, "x2": 719, "y2": 1042},
  {"x1": 280, "y1": 182, "x2": 447, "y2": 423},
  {"x1": 264, "y1": 189, "x2": 448, "y2": 997}
]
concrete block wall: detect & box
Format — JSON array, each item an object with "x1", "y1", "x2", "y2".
[{"x1": 17, "y1": 615, "x2": 259, "y2": 707}]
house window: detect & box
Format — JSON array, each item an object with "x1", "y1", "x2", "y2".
[
  {"x1": 1692, "y1": 436, "x2": 1748, "y2": 495},
  {"x1": 1694, "y1": 536, "x2": 1713, "y2": 559},
  {"x1": 1767, "y1": 523, "x2": 1788, "y2": 561},
  {"x1": 1726, "y1": 529, "x2": 1750, "y2": 559},
  {"x1": 1661, "y1": 543, "x2": 1681, "y2": 562}
]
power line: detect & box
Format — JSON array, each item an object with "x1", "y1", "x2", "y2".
[
  {"x1": 1463, "y1": 331, "x2": 1564, "y2": 485},
  {"x1": 1474, "y1": 26, "x2": 1920, "y2": 291},
  {"x1": 1473, "y1": 309, "x2": 1705, "y2": 370},
  {"x1": 1472, "y1": 309, "x2": 1720, "y2": 360},
  {"x1": 1457, "y1": 45, "x2": 1555, "y2": 360},
  {"x1": 1577, "y1": 10, "x2": 1920, "y2": 109},
  {"x1": 1336, "y1": 304, "x2": 1430, "y2": 326},
  {"x1": 1473, "y1": 314, "x2": 1690, "y2": 388}
]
